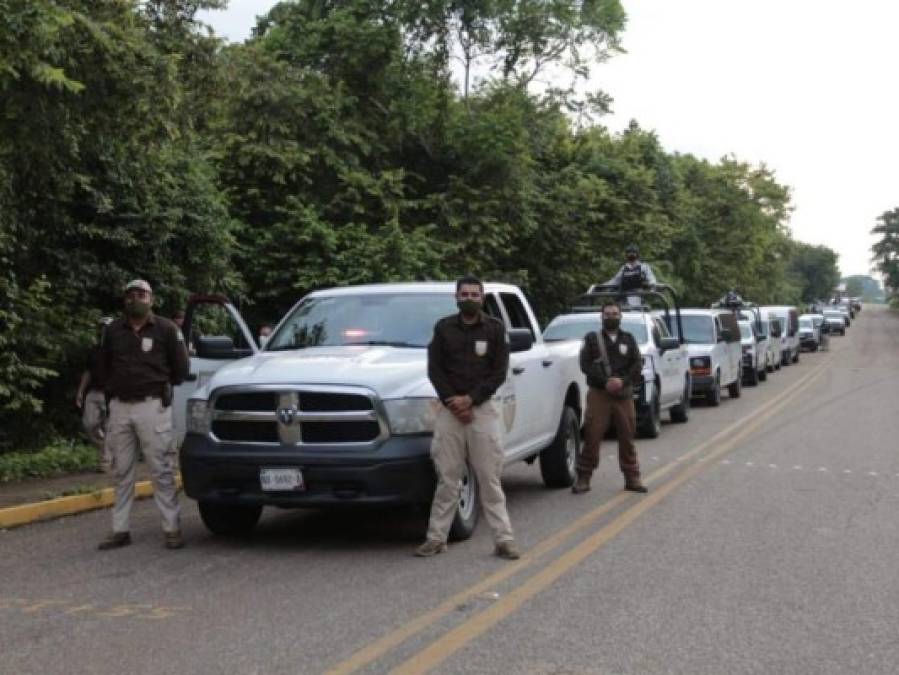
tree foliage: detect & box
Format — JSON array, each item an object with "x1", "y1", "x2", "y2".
[
  {"x1": 870, "y1": 208, "x2": 899, "y2": 308},
  {"x1": 0, "y1": 0, "x2": 843, "y2": 451}
]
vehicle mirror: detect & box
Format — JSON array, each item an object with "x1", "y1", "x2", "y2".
[
  {"x1": 756, "y1": 333, "x2": 766, "y2": 342},
  {"x1": 196, "y1": 335, "x2": 252, "y2": 360},
  {"x1": 508, "y1": 328, "x2": 535, "y2": 353},
  {"x1": 659, "y1": 336, "x2": 679, "y2": 352},
  {"x1": 718, "y1": 328, "x2": 730, "y2": 342}
]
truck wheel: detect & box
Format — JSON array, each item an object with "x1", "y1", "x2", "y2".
[
  {"x1": 540, "y1": 406, "x2": 580, "y2": 488},
  {"x1": 707, "y1": 374, "x2": 721, "y2": 407},
  {"x1": 637, "y1": 388, "x2": 661, "y2": 439},
  {"x1": 727, "y1": 373, "x2": 742, "y2": 398},
  {"x1": 670, "y1": 377, "x2": 690, "y2": 423},
  {"x1": 448, "y1": 461, "x2": 480, "y2": 541},
  {"x1": 745, "y1": 362, "x2": 759, "y2": 386},
  {"x1": 781, "y1": 351, "x2": 790, "y2": 366},
  {"x1": 198, "y1": 501, "x2": 263, "y2": 536},
  {"x1": 758, "y1": 362, "x2": 768, "y2": 381},
  {"x1": 792, "y1": 349, "x2": 800, "y2": 364}
]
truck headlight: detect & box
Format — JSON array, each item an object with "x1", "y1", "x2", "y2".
[
  {"x1": 186, "y1": 399, "x2": 210, "y2": 435},
  {"x1": 384, "y1": 398, "x2": 439, "y2": 435}
]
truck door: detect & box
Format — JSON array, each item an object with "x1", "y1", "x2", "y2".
[
  {"x1": 497, "y1": 291, "x2": 554, "y2": 455},
  {"x1": 654, "y1": 317, "x2": 681, "y2": 405},
  {"x1": 172, "y1": 294, "x2": 258, "y2": 445}
]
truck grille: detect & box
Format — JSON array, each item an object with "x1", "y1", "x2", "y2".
[{"x1": 209, "y1": 387, "x2": 386, "y2": 446}]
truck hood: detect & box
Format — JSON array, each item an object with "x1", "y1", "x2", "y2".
[{"x1": 200, "y1": 347, "x2": 435, "y2": 400}]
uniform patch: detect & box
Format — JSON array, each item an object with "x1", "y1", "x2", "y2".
[
  {"x1": 619, "y1": 343, "x2": 628, "y2": 355},
  {"x1": 475, "y1": 340, "x2": 488, "y2": 357},
  {"x1": 176, "y1": 330, "x2": 184, "y2": 342},
  {"x1": 141, "y1": 337, "x2": 154, "y2": 352}
]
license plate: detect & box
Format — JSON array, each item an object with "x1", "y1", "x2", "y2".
[{"x1": 260, "y1": 467, "x2": 305, "y2": 491}]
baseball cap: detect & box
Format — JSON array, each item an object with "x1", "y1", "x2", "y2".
[{"x1": 124, "y1": 279, "x2": 153, "y2": 294}]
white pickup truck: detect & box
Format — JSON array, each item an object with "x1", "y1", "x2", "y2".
[{"x1": 175, "y1": 283, "x2": 586, "y2": 540}]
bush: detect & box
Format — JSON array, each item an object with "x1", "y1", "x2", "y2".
[{"x1": 0, "y1": 439, "x2": 98, "y2": 482}]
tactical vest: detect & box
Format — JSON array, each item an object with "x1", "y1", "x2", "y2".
[{"x1": 619, "y1": 264, "x2": 645, "y2": 292}]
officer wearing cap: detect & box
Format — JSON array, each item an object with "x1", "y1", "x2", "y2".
[{"x1": 97, "y1": 279, "x2": 189, "y2": 551}]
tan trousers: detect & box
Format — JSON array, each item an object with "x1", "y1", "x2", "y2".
[
  {"x1": 579, "y1": 387, "x2": 641, "y2": 482},
  {"x1": 107, "y1": 397, "x2": 180, "y2": 534},
  {"x1": 425, "y1": 401, "x2": 514, "y2": 544},
  {"x1": 82, "y1": 390, "x2": 111, "y2": 468}
]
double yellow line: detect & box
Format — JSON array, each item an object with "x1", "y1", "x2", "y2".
[{"x1": 325, "y1": 351, "x2": 833, "y2": 675}]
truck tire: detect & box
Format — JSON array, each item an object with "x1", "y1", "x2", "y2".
[
  {"x1": 728, "y1": 373, "x2": 742, "y2": 398},
  {"x1": 670, "y1": 376, "x2": 691, "y2": 423},
  {"x1": 448, "y1": 461, "x2": 479, "y2": 541},
  {"x1": 198, "y1": 501, "x2": 263, "y2": 536},
  {"x1": 637, "y1": 387, "x2": 662, "y2": 439},
  {"x1": 782, "y1": 351, "x2": 791, "y2": 366},
  {"x1": 707, "y1": 373, "x2": 722, "y2": 407},
  {"x1": 792, "y1": 349, "x2": 800, "y2": 364},
  {"x1": 759, "y1": 362, "x2": 768, "y2": 381},
  {"x1": 539, "y1": 406, "x2": 580, "y2": 488},
  {"x1": 745, "y1": 361, "x2": 759, "y2": 386}
]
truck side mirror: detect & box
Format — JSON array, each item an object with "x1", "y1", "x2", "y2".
[
  {"x1": 196, "y1": 335, "x2": 253, "y2": 360},
  {"x1": 718, "y1": 328, "x2": 731, "y2": 342},
  {"x1": 659, "y1": 336, "x2": 680, "y2": 352},
  {"x1": 508, "y1": 328, "x2": 535, "y2": 353}
]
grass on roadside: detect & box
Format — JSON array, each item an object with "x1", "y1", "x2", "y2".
[
  {"x1": 0, "y1": 439, "x2": 98, "y2": 482},
  {"x1": 41, "y1": 484, "x2": 105, "y2": 500}
]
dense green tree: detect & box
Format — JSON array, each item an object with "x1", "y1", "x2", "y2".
[
  {"x1": 870, "y1": 208, "x2": 899, "y2": 307},
  {"x1": 788, "y1": 243, "x2": 840, "y2": 304}
]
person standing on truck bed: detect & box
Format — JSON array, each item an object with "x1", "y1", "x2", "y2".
[
  {"x1": 97, "y1": 279, "x2": 190, "y2": 551},
  {"x1": 573, "y1": 300, "x2": 648, "y2": 495},
  {"x1": 605, "y1": 243, "x2": 657, "y2": 306},
  {"x1": 415, "y1": 275, "x2": 520, "y2": 560}
]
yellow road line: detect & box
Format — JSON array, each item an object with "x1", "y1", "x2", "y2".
[
  {"x1": 324, "y1": 354, "x2": 833, "y2": 675},
  {"x1": 0, "y1": 475, "x2": 182, "y2": 529},
  {"x1": 389, "y1": 362, "x2": 830, "y2": 674}
]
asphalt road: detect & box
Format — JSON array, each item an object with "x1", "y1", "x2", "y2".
[{"x1": 2, "y1": 305, "x2": 897, "y2": 675}]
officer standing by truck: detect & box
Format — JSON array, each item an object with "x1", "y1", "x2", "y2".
[
  {"x1": 573, "y1": 300, "x2": 648, "y2": 495},
  {"x1": 97, "y1": 279, "x2": 190, "y2": 551},
  {"x1": 415, "y1": 276, "x2": 520, "y2": 560}
]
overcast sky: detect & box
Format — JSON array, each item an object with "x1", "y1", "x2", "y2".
[{"x1": 200, "y1": 0, "x2": 897, "y2": 278}]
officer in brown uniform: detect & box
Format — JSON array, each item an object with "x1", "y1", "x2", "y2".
[
  {"x1": 573, "y1": 301, "x2": 648, "y2": 494},
  {"x1": 97, "y1": 279, "x2": 190, "y2": 550},
  {"x1": 415, "y1": 276, "x2": 520, "y2": 560}
]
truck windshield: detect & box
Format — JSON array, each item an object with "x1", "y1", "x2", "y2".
[
  {"x1": 543, "y1": 316, "x2": 648, "y2": 344},
  {"x1": 739, "y1": 323, "x2": 753, "y2": 340},
  {"x1": 671, "y1": 315, "x2": 715, "y2": 345},
  {"x1": 266, "y1": 293, "x2": 458, "y2": 350}
]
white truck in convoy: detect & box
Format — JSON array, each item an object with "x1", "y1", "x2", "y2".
[{"x1": 174, "y1": 283, "x2": 587, "y2": 540}]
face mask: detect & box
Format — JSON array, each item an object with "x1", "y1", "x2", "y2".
[
  {"x1": 457, "y1": 299, "x2": 481, "y2": 316},
  {"x1": 626, "y1": 254, "x2": 638, "y2": 262},
  {"x1": 603, "y1": 317, "x2": 620, "y2": 331},
  {"x1": 125, "y1": 300, "x2": 151, "y2": 319}
]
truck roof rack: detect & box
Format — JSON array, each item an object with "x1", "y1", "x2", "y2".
[{"x1": 570, "y1": 283, "x2": 684, "y2": 344}]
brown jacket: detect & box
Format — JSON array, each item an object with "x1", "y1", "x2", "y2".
[{"x1": 579, "y1": 329, "x2": 642, "y2": 399}]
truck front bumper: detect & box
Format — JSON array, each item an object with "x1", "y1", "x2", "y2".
[
  {"x1": 180, "y1": 434, "x2": 436, "y2": 507},
  {"x1": 690, "y1": 374, "x2": 715, "y2": 395}
]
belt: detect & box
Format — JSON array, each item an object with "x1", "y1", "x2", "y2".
[{"x1": 113, "y1": 394, "x2": 162, "y2": 403}]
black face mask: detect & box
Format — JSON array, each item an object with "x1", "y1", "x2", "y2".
[
  {"x1": 603, "y1": 317, "x2": 621, "y2": 331},
  {"x1": 457, "y1": 299, "x2": 481, "y2": 316},
  {"x1": 626, "y1": 254, "x2": 638, "y2": 262}
]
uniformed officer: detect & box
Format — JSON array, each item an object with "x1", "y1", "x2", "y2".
[
  {"x1": 605, "y1": 244, "x2": 657, "y2": 305},
  {"x1": 76, "y1": 317, "x2": 113, "y2": 472},
  {"x1": 97, "y1": 279, "x2": 190, "y2": 550},
  {"x1": 573, "y1": 301, "x2": 648, "y2": 495},
  {"x1": 415, "y1": 276, "x2": 520, "y2": 560}
]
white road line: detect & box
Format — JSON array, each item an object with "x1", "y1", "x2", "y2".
[
  {"x1": 868, "y1": 472, "x2": 878, "y2": 477},
  {"x1": 793, "y1": 465, "x2": 802, "y2": 470},
  {"x1": 817, "y1": 467, "x2": 828, "y2": 472},
  {"x1": 768, "y1": 464, "x2": 778, "y2": 469}
]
